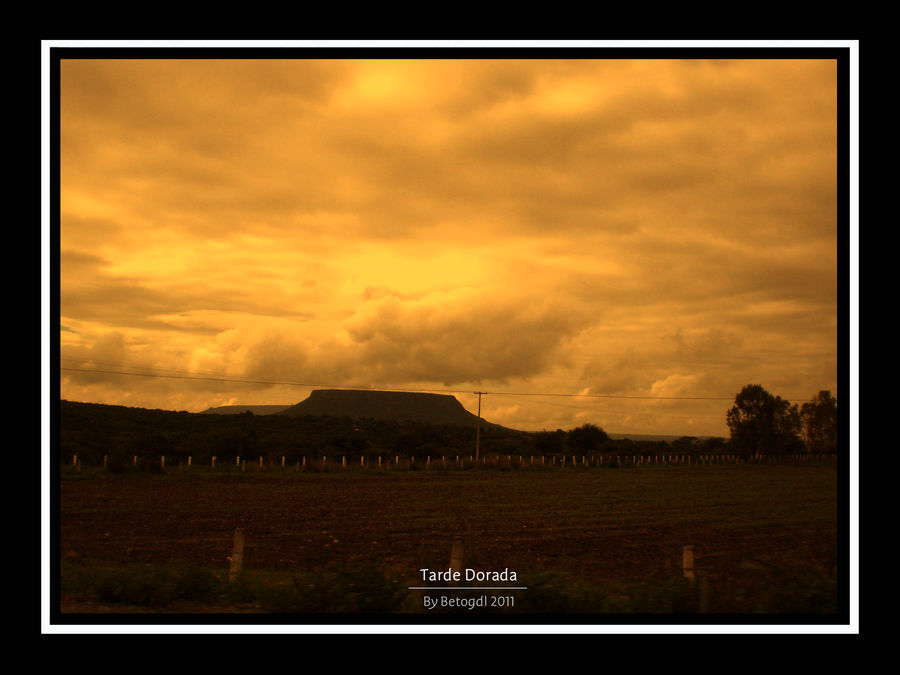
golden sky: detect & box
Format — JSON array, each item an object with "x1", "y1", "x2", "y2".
[{"x1": 58, "y1": 57, "x2": 840, "y2": 436}]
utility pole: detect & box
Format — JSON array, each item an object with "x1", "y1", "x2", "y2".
[{"x1": 474, "y1": 391, "x2": 484, "y2": 462}]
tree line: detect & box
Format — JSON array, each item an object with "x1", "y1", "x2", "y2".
[
  {"x1": 726, "y1": 385, "x2": 837, "y2": 456},
  {"x1": 58, "y1": 385, "x2": 837, "y2": 470}
]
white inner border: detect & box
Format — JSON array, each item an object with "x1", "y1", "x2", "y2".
[{"x1": 41, "y1": 39, "x2": 860, "y2": 635}]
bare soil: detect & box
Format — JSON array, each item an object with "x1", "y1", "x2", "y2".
[{"x1": 58, "y1": 464, "x2": 839, "y2": 591}]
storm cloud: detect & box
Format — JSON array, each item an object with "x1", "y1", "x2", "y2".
[{"x1": 58, "y1": 56, "x2": 840, "y2": 434}]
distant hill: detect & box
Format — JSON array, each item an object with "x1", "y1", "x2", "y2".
[
  {"x1": 199, "y1": 405, "x2": 291, "y2": 415},
  {"x1": 278, "y1": 389, "x2": 507, "y2": 429},
  {"x1": 196, "y1": 399, "x2": 702, "y2": 440},
  {"x1": 59, "y1": 400, "x2": 711, "y2": 466},
  {"x1": 608, "y1": 433, "x2": 693, "y2": 443}
]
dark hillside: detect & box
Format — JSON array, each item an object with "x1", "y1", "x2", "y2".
[
  {"x1": 58, "y1": 400, "x2": 528, "y2": 467},
  {"x1": 57, "y1": 400, "x2": 708, "y2": 470}
]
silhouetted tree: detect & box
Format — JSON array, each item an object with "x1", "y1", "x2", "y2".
[
  {"x1": 800, "y1": 390, "x2": 838, "y2": 454},
  {"x1": 567, "y1": 423, "x2": 610, "y2": 455},
  {"x1": 726, "y1": 384, "x2": 802, "y2": 456},
  {"x1": 672, "y1": 436, "x2": 699, "y2": 454},
  {"x1": 533, "y1": 429, "x2": 567, "y2": 455},
  {"x1": 393, "y1": 430, "x2": 426, "y2": 456},
  {"x1": 699, "y1": 436, "x2": 728, "y2": 453}
]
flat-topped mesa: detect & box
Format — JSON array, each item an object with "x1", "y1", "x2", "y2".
[{"x1": 279, "y1": 389, "x2": 502, "y2": 428}]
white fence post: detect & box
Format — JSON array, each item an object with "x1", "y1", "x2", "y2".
[
  {"x1": 683, "y1": 545, "x2": 695, "y2": 581},
  {"x1": 450, "y1": 538, "x2": 464, "y2": 578}
]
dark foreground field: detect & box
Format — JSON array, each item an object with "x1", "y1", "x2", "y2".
[{"x1": 57, "y1": 463, "x2": 840, "y2": 617}]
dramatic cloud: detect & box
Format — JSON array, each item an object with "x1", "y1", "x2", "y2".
[{"x1": 57, "y1": 55, "x2": 840, "y2": 435}]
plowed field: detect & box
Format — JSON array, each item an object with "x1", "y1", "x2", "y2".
[{"x1": 59, "y1": 464, "x2": 839, "y2": 589}]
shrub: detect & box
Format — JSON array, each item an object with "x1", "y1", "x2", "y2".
[
  {"x1": 104, "y1": 455, "x2": 133, "y2": 475},
  {"x1": 93, "y1": 564, "x2": 177, "y2": 607},
  {"x1": 517, "y1": 571, "x2": 617, "y2": 613},
  {"x1": 174, "y1": 564, "x2": 221, "y2": 602},
  {"x1": 251, "y1": 563, "x2": 406, "y2": 613}
]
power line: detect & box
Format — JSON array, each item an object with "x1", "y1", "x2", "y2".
[
  {"x1": 487, "y1": 392, "x2": 725, "y2": 419},
  {"x1": 487, "y1": 389, "x2": 734, "y2": 401},
  {"x1": 59, "y1": 367, "x2": 475, "y2": 395},
  {"x1": 59, "y1": 357, "x2": 244, "y2": 380},
  {"x1": 59, "y1": 364, "x2": 746, "y2": 402}
]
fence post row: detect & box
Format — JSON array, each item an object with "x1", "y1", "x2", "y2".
[{"x1": 68, "y1": 451, "x2": 836, "y2": 471}]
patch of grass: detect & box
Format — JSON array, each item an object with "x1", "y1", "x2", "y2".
[
  {"x1": 618, "y1": 578, "x2": 701, "y2": 613},
  {"x1": 515, "y1": 570, "x2": 620, "y2": 613},
  {"x1": 173, "y1": 564, "x2": 221, "y2": 602},
  {"x1": 61, "y1": 558, "x2": 408, "y2": 613},
  {"x1": 61, "y1": 560, "x2": 224, "y2": 607},
  {"x1": 726, "y1": 562, "x2": 838, "y2": 614},
  {"x1": 59, "y1": 557, "x2": 837, "y2": 615},
  {"x1": 245, "y1": 562, "x2": 408, "y2": 613},
  {"x1": 92, "y1": 564, "x2": 177, "y2": 607},
  {"x1": 495, "y1": 566, "x2": 837, "y2": 615}
]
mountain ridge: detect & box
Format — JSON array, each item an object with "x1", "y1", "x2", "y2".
[{"x1": 63, "y1": 399, "x2": 710, "y2": 441}]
